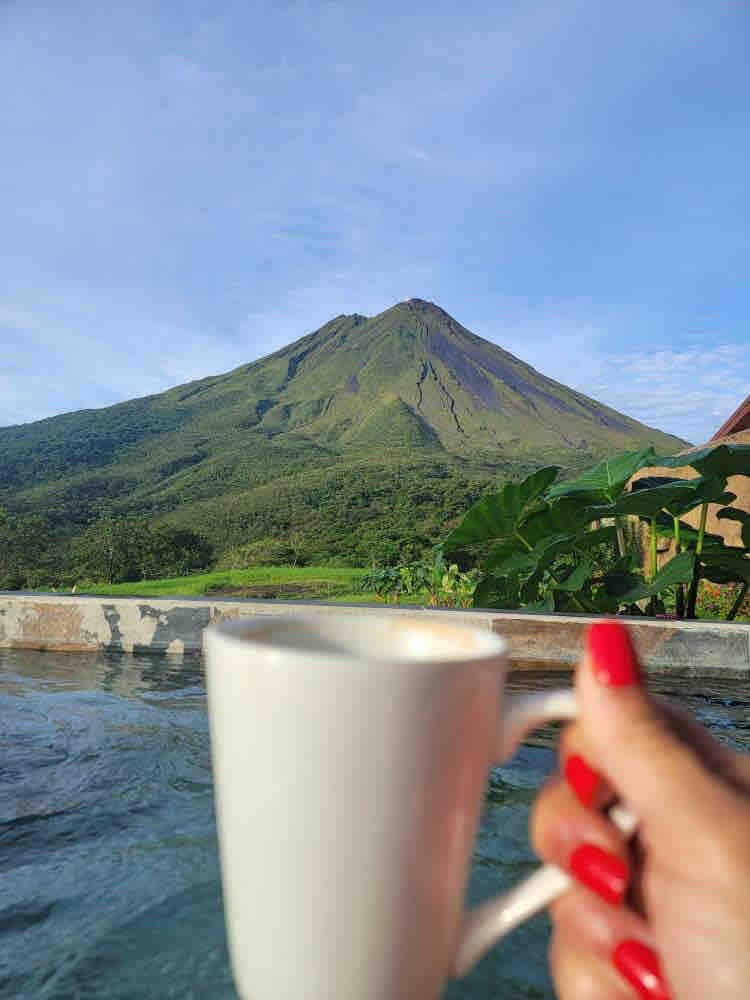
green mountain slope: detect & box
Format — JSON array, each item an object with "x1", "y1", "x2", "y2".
[{"x1": 0, "y1": 299, "x2": 687, "y2": 558}]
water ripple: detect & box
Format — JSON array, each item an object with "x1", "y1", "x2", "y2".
[{"x1": 0, "y1": 649, "x2": 747, "y2": 1000}]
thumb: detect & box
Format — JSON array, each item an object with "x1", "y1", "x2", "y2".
[{"x1": 577, "y1": 620, "x2": 728, "y2": 838}]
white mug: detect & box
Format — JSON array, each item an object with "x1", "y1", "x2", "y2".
[{"x1": 205, "y1": 613, "x2": 634, "y2": 1000}]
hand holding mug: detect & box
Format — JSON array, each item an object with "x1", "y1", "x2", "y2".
[
  {"x1": 205, "y1": 614, "x2": 750, "y2": 1000},
  {"x1": 533, "y1": 621, "x2": 750, "y2": 999}
]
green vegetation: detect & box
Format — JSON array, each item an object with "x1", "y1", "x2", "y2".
[
  {"x1": 0, "y1": 509, "x2": 212, "y2": 590},
  {"x1": 3, "y1": 442, "x2": 747, "y2": 624},
  {"x1": 441, "y1": 443, "x2": 750, "y2": 620},
  {"x1": 0, "y1": 466, "x2": 499, "y2": 588},
  {"x1": 78, "y1": 565, "x2": 371, "y2": 602},
  {"x1": 14, "y1": 299, "x2": 737, "y2": 622},
  {"x1": 696, "y1": 580, "x2": 750, "y2": 621},
  {"x1": 72, "y1": 517, "x2": 212, "y2": 584},
  {"x1": 0, "y1": 300, "x2": 685, "y2": 583},
  {"x1": 360, "y1": 549, "x2": 478, "y2": 606}
]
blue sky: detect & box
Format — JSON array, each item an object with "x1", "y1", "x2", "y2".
[{"x1": 1, "y1": 0, "x2": 748, "y2": 444}]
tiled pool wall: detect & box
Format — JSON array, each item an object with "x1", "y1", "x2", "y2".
[{"x1": 1, "y1": 593, "x2": 749, "y2": 676}]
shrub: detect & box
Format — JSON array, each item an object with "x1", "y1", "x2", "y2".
[{"x1": 442, "y1": 444, "x2": 750, "y2": 619}]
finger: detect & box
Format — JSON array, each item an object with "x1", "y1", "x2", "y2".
[
  {"x1": 531, "y1": 775, "x2": 631, "y2": 905},
  {"x1": 559, "y1": 722, "x2": 615, "y2": 809},
  {"x1": 577, "y1": 621, "x2": 740, "y2": 840},
  {"x1": 611, "y1": 939, "x2": 673, "y2": 1000},
  {"x1": 550, "y1": 925, "x2": 672, "y2": 1000},
  {"x1": 549, "y1": 927, "x2": 634, "y2": 1000},
  {"x1": 560, "y1": 699, "x2": 750, "y2": 809},
  {"x1": 548, "y1": 882, "x2": 652, "y2": 962},
  {"x1": 531, "y1": 774, "x2": 631, "y2": 862}
]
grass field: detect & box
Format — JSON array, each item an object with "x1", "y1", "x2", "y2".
[
  {"x1": 79, "y1": 565, "x2": 379, "y2": 602},
  {"x1": 44, "y1": 568, "x2": 749, "y2": 620}
]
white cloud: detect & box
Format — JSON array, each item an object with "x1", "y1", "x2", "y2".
[
  {"x1": 0, "y1": 0, "x2": 746, "y2": 452},
  {"x1": 0, "y1": 296, "x2": 249, "y2": 427},
  {"x1": 490, "y1": 307, "x2": 748, "y2": 444},
  {"x1": 597, "y1": 345, "x2": 749, "y2": 443}
]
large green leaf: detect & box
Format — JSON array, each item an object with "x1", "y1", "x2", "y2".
[
  {"x1": 657, "y1": 443, "x2": 750, "y2": 479},
  {"x1": 443, "y1": 467, "x2": 559, "y2": 550},
  {"x1": 490, "y1": 533, "x2": 574, "y2": 577},
  {"x1": 671, "y1": 486, "x2": 735, "y2": 517},
  {"x1": 593, "y1": 479, "x2": 701, "y2": 519},
  {"x1": 487, "y1": 517, "x2": 614, "y2": 578},
  {"x1": 717, "y1": 507, "x2": 750, "y2": 549},
  {"x1": 472, "y1": 575, "x2": 521, "y2": 609},
  {"x1": 516, "y1": 496, "x2": 593, "y2": 548},
  {"x1": 629, "y1": 475, "x2": 734, "y2": 517},
  {"x1": 700, "y1": 549, "x2": 750, "y2": 585},
  {"x1": 546, "y1": 447, "x2": 656, "y2": 504},
  {"x1": 484, "y1": 539, "x2": 520, "y2": 571},
  {"x1": 594, "y1": 553, "x2": 644, "y2": 611},
  {"x1": 597, "y1": 552, "x2": 642, "y2": 593},
  {"x1": 600, "y1": 568, "x2": 643, "y2": 598},
  {"x1": 618, "y1": 551, "x2": 696, "y2": 603}
]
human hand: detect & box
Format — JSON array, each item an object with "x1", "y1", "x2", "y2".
[{"x1": 531, "y1": 620, "x2": 750, "y2": 999}]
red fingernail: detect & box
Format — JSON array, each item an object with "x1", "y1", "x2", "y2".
[
  {"x1": 612, "y1": 940, "x2": 671, "y2": 999},
  {"x1": 564, "y1": 754, "x2": 600, "y2": 807},
  {"x1": 569, "y1": 843, "x2": 628, "y2": 905},
  {"x1": 587, "y1": 621, "x2": 641, "y2": 686}
]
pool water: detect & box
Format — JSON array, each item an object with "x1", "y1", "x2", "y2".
[{"x1": 1, "y1": 649, "x2": 748, "y2": 999}]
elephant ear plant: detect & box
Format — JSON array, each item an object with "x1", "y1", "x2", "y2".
[{"x1": 443, "y1": 444, "x2": 750, "y2": 620}]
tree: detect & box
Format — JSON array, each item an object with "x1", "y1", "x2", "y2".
[
  {"x1": 147, "y1": 525, "x2": 213, "y2": 577},
  {"x1": 288, "y1": 530, "x2": 309, "y2": 567},
  {"x1": 72, "y1": 517, "x2": 128, "y2": 584},
  {"x1": 72, "y1": 517, "x2": 212, "y2": 583},
  {"x1": 0, "y1": 513, "x2": 54, "y2": 589}
]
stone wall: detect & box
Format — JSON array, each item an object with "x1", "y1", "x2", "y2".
[{"x1": 1, "y1": 593, "x2": 749, "y2": 676}]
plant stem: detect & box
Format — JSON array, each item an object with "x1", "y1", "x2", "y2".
[
  {"x1": 685, "y1": 502, "x2": 708, "y2": 619},
  {"x1": 728, "y1": 582, "x2": 748, "y2": 621},
  {"x1": 696, "y1": 503, "x2": 708, "y2": 556},
  {"x1": 646, "y1": 515, "x2": 660, "y2": 617},
  {"x1": 675, "y1": 584, "x2": 685, "y2": 618},
  {"x1": 615, "y1": 516, "x2": 626, "y2": 559},
  {"x1": 649, "y1": 515, "x2": 658, "y2": 583},
  {"x1": 514, "y1": 532, "x2": 533, "y2": 552},
  {"x1": 673, "y1": 516, "x2": 685, "y2": 618}
]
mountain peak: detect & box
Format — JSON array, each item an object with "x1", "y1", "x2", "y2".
[
  {"x1": 374, "y1": 297, "x2": 456, "y2": 326},
  {"x1": 398, "y1": 297, "x2": 445, "y2": 312},
  {"x1": 247, "y1": 299, "x2": 684, "y2": 458},
  {"x1": 0, "y1": 300, "x2": 687, "y2": 515}
]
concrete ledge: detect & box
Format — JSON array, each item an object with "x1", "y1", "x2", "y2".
[{"x1": 1, "y1": 593, "x2": 749, "y2": 676}]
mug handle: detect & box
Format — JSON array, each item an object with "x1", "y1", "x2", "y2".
[{"x1": 453, "y1": 689, "x2": 638, "y2": 978}]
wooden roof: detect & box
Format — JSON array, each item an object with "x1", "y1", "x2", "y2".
[{"x1": 711, "y1": 394, "x2": 750, "y2": 441}]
